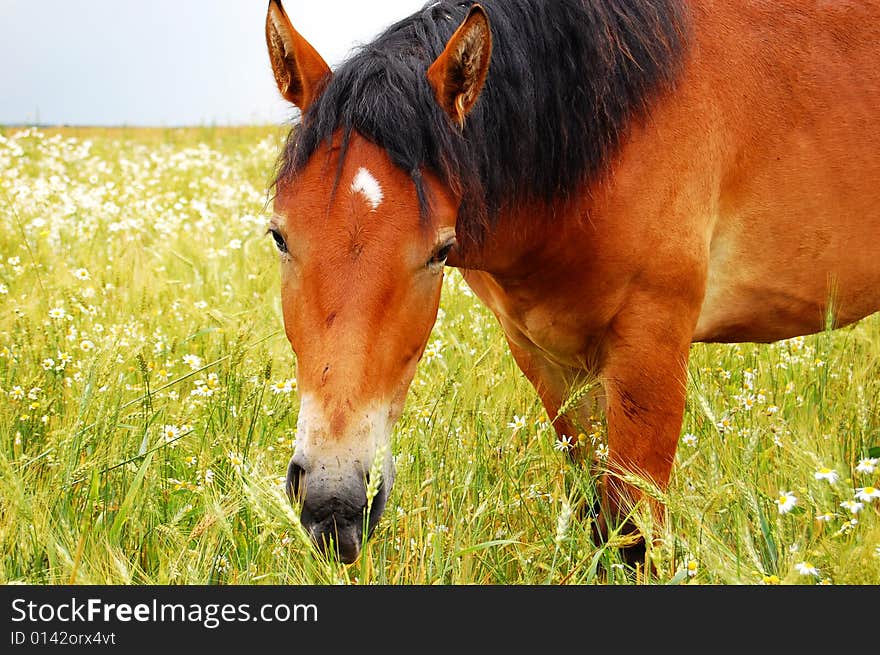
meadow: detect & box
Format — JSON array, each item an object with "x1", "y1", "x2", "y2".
[{"x1": 1, "y1": 126, "x2": 878, "y2": 585}]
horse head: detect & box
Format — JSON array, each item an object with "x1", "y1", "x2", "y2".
[{"x1": 265, "y1": 0, "x2": 491, "y2": 563}]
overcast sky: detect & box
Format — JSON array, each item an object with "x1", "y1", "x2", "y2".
[{"x1": 0, "y1": 0, "x2": 428, "y2": 126}]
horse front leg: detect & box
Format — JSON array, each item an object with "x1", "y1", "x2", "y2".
[
  {"x1": 503, "y1": 336, "x2": 599, "y2": 456},
  {"x1": 595, "y1": 299, "x2": 696, "y2": 562}
]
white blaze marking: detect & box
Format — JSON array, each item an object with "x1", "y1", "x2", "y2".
[
  {"x1": 350, "y1": 167, "x2": 384, "y2": 210},
  {"x1": 293, "y1": 392, "x2": 395, "y2": 483}
]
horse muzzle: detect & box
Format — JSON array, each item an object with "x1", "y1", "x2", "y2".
[{"x1": 285, "y1": 454, "x2": 393, "y2": 564}]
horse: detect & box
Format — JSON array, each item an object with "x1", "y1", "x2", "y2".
[{"x1": 263, "y1": 0, "x2": 880, "y2": 564}]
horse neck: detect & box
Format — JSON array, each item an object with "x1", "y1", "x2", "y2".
[{"x1": 456, "y1": 195, "x2": 595, "y2": 280}]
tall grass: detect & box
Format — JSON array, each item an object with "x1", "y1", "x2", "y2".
[{"x1": 1, "y1": 126, "x2": 877, "y2": 585}]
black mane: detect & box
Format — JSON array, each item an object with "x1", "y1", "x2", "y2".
[{"x1": 275, "y1": 0, "x2": 689, "y2": 245}]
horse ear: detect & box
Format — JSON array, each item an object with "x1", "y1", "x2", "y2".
[
  {"x1": 266, "y1": 0, "x2": 332, "y2": 111},
  {"x1": 427, "y1": 4, "x2": 492, "y2": 127}
]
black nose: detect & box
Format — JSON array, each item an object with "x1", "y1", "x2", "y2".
[
  {"x1": 285, "y1": 458, "x2": 304, "y2": 502},
  {"x1": 284, "y1": 457, "x2": 390, "y2": 564},
  {"x1": 301, "y1": 504, "x2": 364, "y2": 564}
]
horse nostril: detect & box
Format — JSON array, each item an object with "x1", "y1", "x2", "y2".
[{"x1": 285, "y1": 458, "x2": 305, "y2": 502}]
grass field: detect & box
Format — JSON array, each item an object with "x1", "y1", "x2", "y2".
[{"x1": 1, "y1": 126, "x2": 878, "y2": 585}]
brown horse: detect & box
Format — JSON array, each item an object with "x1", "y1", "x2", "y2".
[{"x1": 264, "y1": 0, "x2": 880, "y2": 563}]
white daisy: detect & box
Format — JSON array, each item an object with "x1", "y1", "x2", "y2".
[
  {"x1": 794, "y1": 562, "x2": 819, "y2": 577},
  {"x1": 553, "y1": 435, "x2": 574, "y2": 451},
  {"x1": 854, "y1": 486, "x2": 880, "y2": 503},
  {"x1": 182, "y1": 354, "x2": 203, "y2": 370},
  {"x1": 813, "y1": 467, "x2": 839, "y2": 484},
  {"x1": 161, "y1": 424, "x2": 180, "y2": 442},
  {"x1": 855, "y1": 458, "x2": 877, "y2": 475},
  {"x1": 775, "y1": 491, "x2": 797, "y2": 514}
]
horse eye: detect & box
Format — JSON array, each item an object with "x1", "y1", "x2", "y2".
[
  {"x1": 268, "y1": 228, "x2": 288, "y2": 253},
  {"x1": 429, "y1": 240, "x2": 455, "y2": 267}
]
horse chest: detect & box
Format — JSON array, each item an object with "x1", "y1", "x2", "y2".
[{"x1": 460, "y1": 268, "x2": 611, "y2": 368}]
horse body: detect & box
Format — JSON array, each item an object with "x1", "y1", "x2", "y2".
[
  {"x1": 455, "y1": 1, "x2": 880, "y2": 524},
  {"x1": 264, "y1": 0, "x2": 880, "y2": 562},
  {"x1": 691, "y1": 1, "x2": 880, "y2": 342},
  {"x1": 467, "y1": 0, "x2": 880, "y2": 379}
]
